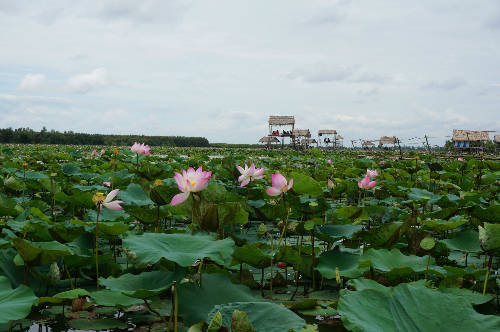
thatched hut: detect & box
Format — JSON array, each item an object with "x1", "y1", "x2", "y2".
[
  {"x1": 452, "y1": 129, "x2": 490, "y2": 151},
  {"x1": 301, "y1": 138, "x2": 317, "y2": 149},
  {"x1": 268, "y1": 115, "x2": 295, "y2": 148},
  {"x1": 258, "y1": 136, "x2": 280, "y2": 149},
  {"x1": 318, "y1": 129, "x2": 339, "y2": 148},
  {"x1": 361, "y1": 140, "x2": 375, "y2": 150},
  {"x1": 379, "y1": 136, "x2": 397, "y2": 146}
]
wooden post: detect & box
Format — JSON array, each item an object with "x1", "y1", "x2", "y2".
[
  {"x1": 424, "y1": 135, "x2": 431, "y2": 153},
  {"x1": 396, "y1": 137, "x2": 403, "y2": 159}
]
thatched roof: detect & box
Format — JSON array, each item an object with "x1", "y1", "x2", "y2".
[
  {"x1": 494, "y1": 135, "x2": 500, "y2": 143},
  {"x1": 318, "y1": 129, "x2": 337, "y2": 135},
  {"x1": 269, "y1": 115, "x2": 295, "y2": 126},
  {"x1": 301, "y1": 138, "x2": 317, "y2": 144},
  {"x1": 259, "y1": 136, "x2": 280, "y2": 143},
  {"x1": 379, "y1": 136, "x2": 397, "y2": 145},
  {"x1": 292, "y1": 129, "x2": 311, "y2": 137},
  {"x1": 452, "y1": 130, "x2": 489, "y2": 141},
  {"x1": 336, "y1": 135, "x2": 344, "y2": 139},
  {"x1": 362, "y1": 140, "x2": 375, "y2": 147}
]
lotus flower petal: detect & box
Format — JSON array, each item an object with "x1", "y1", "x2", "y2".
[{"x1": 170, "y1": 192, "x2": 190, "y2": 206}]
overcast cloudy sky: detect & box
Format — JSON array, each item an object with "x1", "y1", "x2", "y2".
[{"x1": 1, "y1": 0, "x2": 499, "y2": 146}]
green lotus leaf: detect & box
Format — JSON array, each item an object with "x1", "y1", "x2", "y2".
[{"x1": 123, "y1": 233, "x2": 235, "y2": 267}]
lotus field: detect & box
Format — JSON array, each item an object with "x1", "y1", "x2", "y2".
[{"x1": 1, "y1": 144, "x2": 500, "y2": 332}]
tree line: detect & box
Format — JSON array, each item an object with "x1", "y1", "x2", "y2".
[{"x1": 0, "y1": 127, "x2": 210, "y2": 147}]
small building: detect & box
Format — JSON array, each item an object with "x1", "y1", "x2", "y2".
[
  {"x1": 318, "y1": 129, "x2": 339, "y2": 149},
  {"x1": 259, "y1": 136, "x2": 280, "y2": 149},
  {"x1": 452, "y1": 129, "x2": 489, "y2": 151},
  {"x1": 361, "y1": 140, "x2": 375, "y2": 150},
  {"x1": 292, "y1": 129, "x2": 311, "y2": 149},
  {"x1": 494, "y1": 135, "x2": 500, "y2": 152},
  {"x1": 268, "y1": 115, "x2": 295, "y2": 148},
  {"x1": 301, "y1": 138, "x2": 317, "y2": 149}
]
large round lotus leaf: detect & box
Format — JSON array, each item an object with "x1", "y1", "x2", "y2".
[
  {"x1": 359, "y1": 248, "x2": 446, "y2": 277},
  {"x1": 99, "y1": 269, "x2": 185, "y2": 299},
  {"x1": 420, "y1": 215, "x2": 468, "y2": 232},
  {"x1": 315, "y1": 250, "x2": 365, "y2": 279},
  {"x1": 54, "y1": 288, "x2": 90, "y2": 299},
  {"x1": 207, "y1": 302, "x2": 306, "y2": 332},
  {"x1": 61, "y1": 163, "x2": 81, "y2": 176},
  {"x1": 178, "y1": 273, "x2": 260, "y2": 326},
  {"x1": 316, "y1": 224, "x2": 363, "y2": 242},
  {"x1": 338, "y1": 282, "x2": 500, "y2": 332},
  {"x1": 440, "y1": 230, "x2": 481, "y2": 253},
  {"x1": 122, "y1": 233, "x2": 235, "y2": 267},
  {"x1": 86, "y1": 209, "x2": 129, "y2": 222},
  {"x1": 117, "y1": 183, "x2": 153, "y2": 206},
  {"x1": 289, "y1": 172, "x2": 323, "y2": 197},
  {"x1": 231, "y1": 243, "x2": 272, "y2": 269},
  {"x1": 90, "y1": 290, "x2": 143, "y2": 307},
  {"x1": 69, "y1": 318, "x2": 128, "y2": 330},
  {"x1": 13, "y1": 238, "x2": 73, "y2": 266},
  {"x1": 0, "y1": 276, "x2": 38, "y2": 324},
  {"x1": 14, "y1": 171, "x2": 48, "y2": 180}
]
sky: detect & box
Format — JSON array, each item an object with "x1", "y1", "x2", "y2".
[{"x1": 0, "y1": 0, "x2": 499, "y2": 146}]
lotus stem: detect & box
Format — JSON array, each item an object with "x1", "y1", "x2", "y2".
[
  {"x1": 425, "y1": 255, "x2": 431, "y2": 280},
  {"x1": 483, "y1": 255, "x2": 493, "y2": 295},
  {"x1": 174, "y1": 281, "x2": 178, "y2": 332},
  {"x1": 270, "y1": 258, "x2": 273, "y2": 301},
  {"x1": 95, "y1": 204, "x2": 100, "y2": 289}
]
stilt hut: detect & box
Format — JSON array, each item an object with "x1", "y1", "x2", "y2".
[
  {"x1": 318, "y1": 129, "x2": 338, "y2": 149},
  {"x1": 452, "y1": 130, "x2": 490, "y2": 152},
  {"x1": 301, "y1": 138, "x2": 317, "y2": 149},
  {"x1": 259, "y1": 136, "x2": 280, "y2": 149},
  {"x1": 268, "y1": 115, "x2": 295, "y2": 149},
  {"x1": 292, "y1": 129, "x2": 311, "y2": 149},
  {"x1": 361, "y1": 140, "x2": 375, "y2": 150},
  {"x1": 335, "y1": 135, "x2": 344, "y2": 148},
  {"x1": 494, "y1": 135, "x2": 500, "y2": 153},
  {"x1": 378, "y1": 136, "x2": 397, "y2": 149}
]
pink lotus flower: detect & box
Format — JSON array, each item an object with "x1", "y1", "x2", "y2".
[
  {"x1": 358, "y1": 175, "x2": 376, "y2": 189},
  {"x1": 236, "y1": 163, "x2": 265, "y2": 187},
  {"x1": 103, "y1": 181, "x2": 111, "y2": 187},
  {"x1": 170, "y1": 167, "x2": 212, "y2": 206},
  {"x1": 91, "y1": 149, "x2": 98, "y2": 156},
  {"x1": 102, "y1": 189, "x2": 124, "y2": 210},
  {"x1": 366, "y1": 169, "x2": 378, "y2": 178},
  {"x1": 131, "y1": 142, "x2": 151, "y2": 156},
  {"x1": 458, "y1": 157, "x2": 464, "y2": 162},
  {"x1": 266, "y1": 173, "x2": 293, "y2": 196},
  {"x1": 100, "y1": 149, "x2": 106, "y2": 154},
  {"x1": 328, "y1": 159, "x2": 332, "y2": 165},
  {"x1": 328, "y1": 178, "x2": 335, "y2": 189}
]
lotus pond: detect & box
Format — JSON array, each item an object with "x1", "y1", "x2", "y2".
[{"x1": 0, "y1": 144, "x2": 499, "y2": 332}]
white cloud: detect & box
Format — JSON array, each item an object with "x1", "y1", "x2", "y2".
[
  {"x1": 421, "y1": 78, "x2": 466, "y2": 90},
  {"x1": 18, "y1": 73, "x2": 46, "y2": 92},
  {"x1": 288, "y1": 63, "x2": 391, "y2": 84},
  {"x1": 66, "y1": 68, "x2": 110, "y2": 93}
]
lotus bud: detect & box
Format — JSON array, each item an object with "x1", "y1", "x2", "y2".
[
  {"x1": 22, "y1": 162, "x2": 28, "y2": 168},
  {"x1": 257, "y1": 223, "x2": 267, "y2": 236},
  {"x1": 327, "y1": 178, "x2": 335, "y2": 189},
  {"x1": 208, "y1": 311, "x2": 223, "y2": 331},
  {"x1": 48, "y1": 262, "x2": 61, "y2": 286},
  {"x1": 231, "y1": 309, "x2": 255, "y2": 332},
  {"x1": 335, "y1": 267, "x2": 341, "y2": 284}
]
